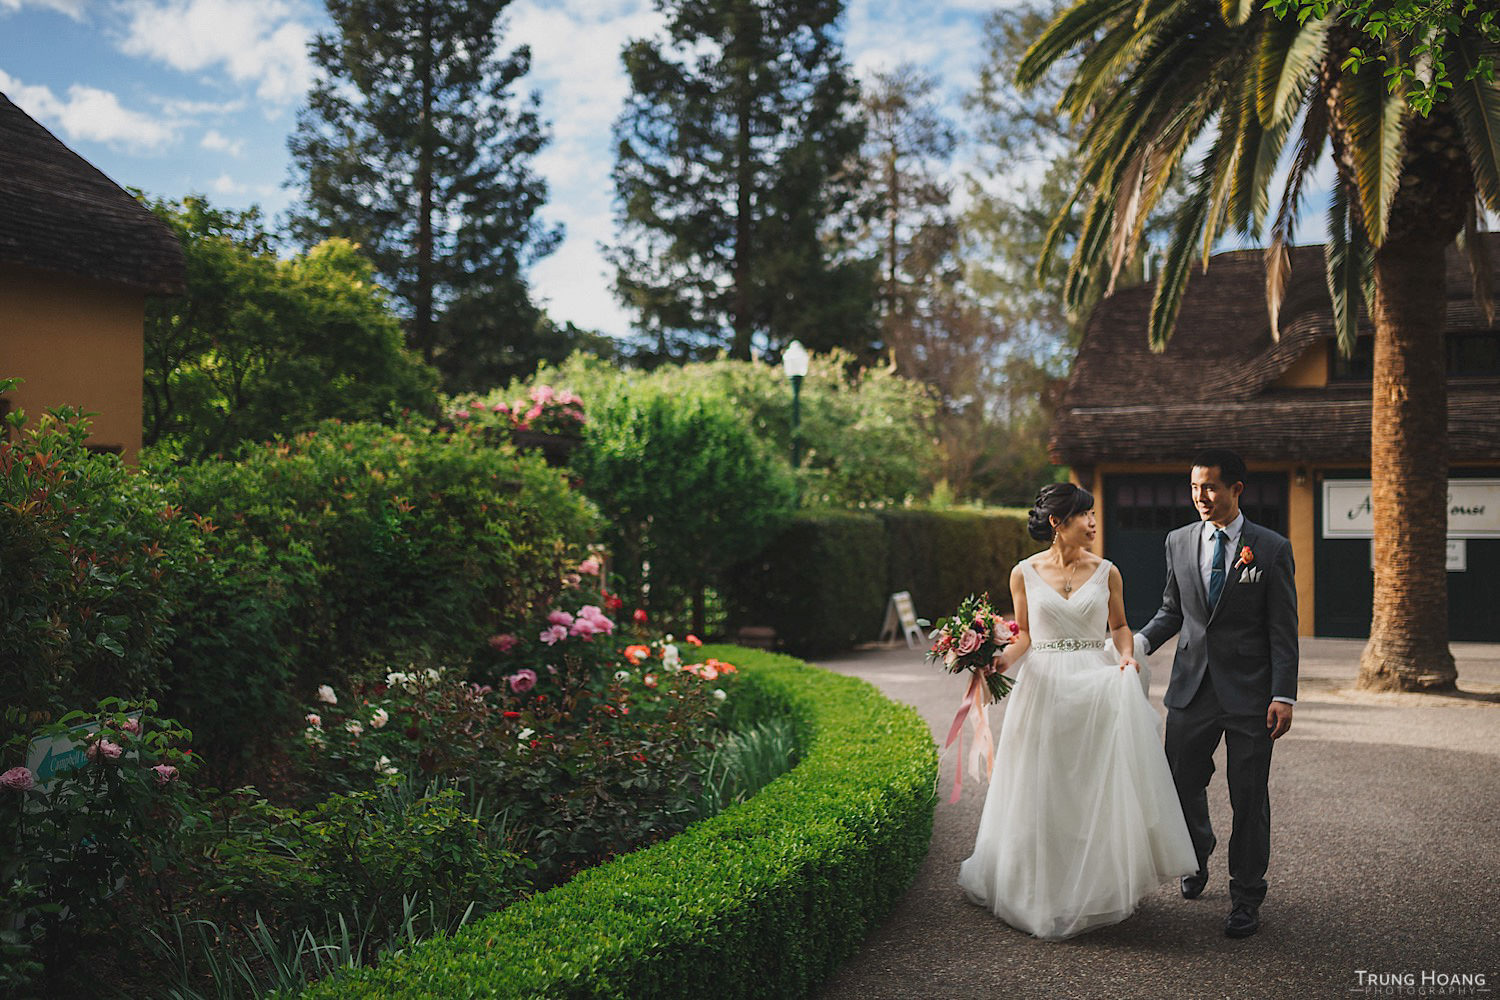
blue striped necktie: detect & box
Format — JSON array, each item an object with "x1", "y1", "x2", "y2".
[{"x1": 1208, "y1": 529, "x2": 1228, "y2": 607}]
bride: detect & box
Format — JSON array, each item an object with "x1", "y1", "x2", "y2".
[{"x1": 957, "y1": 482, "x2": 1197, "y2": 939}]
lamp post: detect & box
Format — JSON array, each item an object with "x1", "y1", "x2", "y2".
[{"x1": 782, "y1": 340, "x2": 809, "y2": 468}]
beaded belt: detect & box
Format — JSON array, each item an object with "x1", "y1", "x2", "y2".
[{"x1": 1033, "y1": 638, "x2": 1107, "y2": 652}]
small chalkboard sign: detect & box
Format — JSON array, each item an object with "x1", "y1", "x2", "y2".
[{"x1": 879, "y1": 591, "x2": 926, "y2": 648}]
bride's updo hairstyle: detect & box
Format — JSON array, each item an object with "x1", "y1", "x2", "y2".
[{"x1": 1027, "y1": 483, "x2": 1095, "y2": 542}]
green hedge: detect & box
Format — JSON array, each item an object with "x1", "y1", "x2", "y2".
[
  {"x1": 726, "y1": 509, "x2": 1042, "y2": 654},
  {"x1": 297, "y1": 645, "x2": 938, "y2": 999}
]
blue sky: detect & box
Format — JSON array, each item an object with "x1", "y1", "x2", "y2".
[{"x1": 0, "y1": 0, "x2": 1005, "y2": 339}]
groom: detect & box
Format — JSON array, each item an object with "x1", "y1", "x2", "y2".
[{"x1": 1137, "y1": 448, "x2": 1298, "y2": 939}]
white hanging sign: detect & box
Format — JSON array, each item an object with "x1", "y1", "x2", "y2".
[{"x1": 1325, "y1": 480, "x2": 1500, "y2": 539}]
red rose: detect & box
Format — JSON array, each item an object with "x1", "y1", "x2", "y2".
[
  {"x1": 1239, "y1": 545, "x2": 1254, "y2": 566},
  {"x1": 633, "y1": 609, "x2": 649, "y2": 623},
  {"x1": 503, "y1": 711, "x2": 522, "y2": 719}
]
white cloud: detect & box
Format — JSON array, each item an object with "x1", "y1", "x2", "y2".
[
  {"x1": 0, "y1": 68, "x2": 176, "y2": 150},
  {"x1": 117, "y1": 0, "x2": 314, "y2": 105},
  {"x1": 201, "y1": 128, "x2": 243, "y2": 155},
  {"x1": 209, "y1": 171, "x2": 244, "y2": 195},
  {"x1": 0, "y1": 0, "x2": 87, "y2": 19}
]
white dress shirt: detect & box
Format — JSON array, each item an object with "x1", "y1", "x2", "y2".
[{"x1": 1200, "y1": 512, "x2": 1245, "y2": 596}]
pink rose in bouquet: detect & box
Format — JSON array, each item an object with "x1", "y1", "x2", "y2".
[{"x1": 955, "y1": 629, "x2": 983, "y2": 656}]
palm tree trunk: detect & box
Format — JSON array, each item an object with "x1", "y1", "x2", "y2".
[{"x1": 1358, "y1": 240, "x2": 1457, "y2": 691}]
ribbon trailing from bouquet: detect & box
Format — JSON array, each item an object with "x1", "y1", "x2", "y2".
[{"x1": 943, "y1": 670, "x2": 995, "y2": 803}]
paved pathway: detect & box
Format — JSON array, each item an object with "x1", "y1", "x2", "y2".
[{"x1": 815, "y1": 638, "x2": 1500, "y2": 1000}]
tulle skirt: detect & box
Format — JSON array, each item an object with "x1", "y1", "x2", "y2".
[{"x1": 956, "y1": 646, "x2": 1198, "y2": 940}]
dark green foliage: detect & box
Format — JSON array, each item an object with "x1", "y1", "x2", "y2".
[
  {"x1": 156, "y1": 418, "x2": 597, "y2": 767},
  {"x1": 726, "y1": 509, "x2": 1044, "y2": 654},
  {"x1": 571, "y1": 386, "x2": 796, "y2": 633},
  {"x1": 724, "y1": 511, "x2": 888, "y2": 655},
  {"x1": 610, "y1": 0, "x2": 876, "y2": 362},
  {"x1": 0, "y1": 399, "x2": 188, "y2": 739},
  {"x1": 142, "y1": 195, "x2": 439, "y2": 462},
  {"x1": 296, "y1": 645, "x2": 938, "y2": 999},
  {"x1": 287, "y1": 0, "x2": 560, "y2": 390}
]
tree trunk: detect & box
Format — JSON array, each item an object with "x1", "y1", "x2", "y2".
[
  {"x1": 1356, "y1": 109, "x2": 1470, "y2": 692},
  {"x1": 730, "y1": 1, "x2": 755, "y2": 362},
  {"x1": 415, "y1": 3, "x2": 436, "y2": 364},
  {"x1": 1358, "y1": 241, "x2": 1457, "y2": 691}
]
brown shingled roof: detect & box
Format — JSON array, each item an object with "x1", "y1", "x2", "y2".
[
  {"x1": 0, "y1": 92, "x2": 185, "y2": 295},
  {"x1": 1050, "y1": 239, "x2": 1500, "y2": 466}
]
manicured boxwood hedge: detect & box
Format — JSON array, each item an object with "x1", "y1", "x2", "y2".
[
  {"x1": 296, "y1": 645, "x2": 938, "y2": 999},
  {"x1": 726, "y1": 509, "x2": 1043, "y2": 655}
]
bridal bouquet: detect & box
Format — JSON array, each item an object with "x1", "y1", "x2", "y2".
[
  {"x1": 924, "y1": 593, "x2": 1019, "y2": 703},
  {"x1": 923, "y1": 593, "x2": 1019, "y2": 803}
]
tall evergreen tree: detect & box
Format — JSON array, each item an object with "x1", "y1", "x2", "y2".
[
  {"x1": 287, "y1": 0, "x2": 560, "y2": 391},
  {"x1": 610, "y1": 0, "x2": 876, "y2": 363}
]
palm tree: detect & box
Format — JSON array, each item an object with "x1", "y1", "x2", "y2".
[{"x1": 1018, "y1": 2, "x2": 1500, "y2": 691}]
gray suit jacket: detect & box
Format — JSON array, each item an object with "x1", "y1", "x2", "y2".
[{"x1": 1140, "y1": 518, "x2": 1299, "y2": 714}]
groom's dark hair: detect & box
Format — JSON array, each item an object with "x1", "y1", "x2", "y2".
[{"x1": 1191, "y1": 448, "x2": 1247, "y2": 486}]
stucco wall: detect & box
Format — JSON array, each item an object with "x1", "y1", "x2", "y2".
[{"x1": 0, "y1": 262, "x2": 145, "y2": 462}]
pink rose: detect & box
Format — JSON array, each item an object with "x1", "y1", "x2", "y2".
[
  {"x1": 120, "y1": 717, "x2": 142, "y2": 735},
  {"x1": 87, "y1": 738, "x2": 123, "y2": 762},
  {"x1": 525, "y1": 404, "x2": 544, "y2": 422},
  {"x1": 578, "y1": 557, "x2": 601, "y2": 576},
  {"x1": 530, "y1": 384, "x2": 556, "y2": 405},
  {"x1": 489, "y1": 633, "x2": 518, "y2": 653},
  {"x1": 569, "y1": 617, "x2": 598, "y2": 638},
  {"x1": 558, "y1": 390, "x2": 581, "y2": 406},
  {"x1": 698, "y1": 664, "x2": 719, "y2": 681},
  {"x1": 151, "y1": 764, "x2": 178, "y2": 787},
  {"x1": 956, "y1": 629, "x2": 983, "y2": 656},
  {"x1": 508, "y1": 669, "x2": 538, "y2": 694},
  {"x1": 643, "y1": 674, "x2": 658, "y2": 689},
  {"x1": 1, "y1": 766, "x2": 36, "y2": 791},
  {"x1": 492, "y1": 402, "x2": 509, "y2": 413},
  {"x1": 547, "y1": 610, "x2": 575, "y2": 627},
  {"x1": 454, "y1": 409, "x2": 471, "y2": 420},
  {"x1": 540, "y1": 624, "x2": 568, "y2": 645},
  {"x1": 305, "y1": 713, "x2": 322, "y2": 728}
]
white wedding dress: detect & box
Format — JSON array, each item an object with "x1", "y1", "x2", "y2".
[{"x1": 957, "y1": 558, "x2": 1197, "y2": 940}]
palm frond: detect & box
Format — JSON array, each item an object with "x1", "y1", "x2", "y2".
[
  {"x1": 1449, "y1": 37, "x2": 1500, "y2": 215},
  {"x1": 1266, "y1": 80, "x2": 1330, "y2": 337},
  {"x1": 1220, "y1": 0, "x2": 1255, "y2": 27},
  {"x1": 1017, "y1": 0, "x2": 1139, "y2": 90},
  {"x1": 1324, "y1": 177, "x2": 1373, "y2": 356},
  {"x1": 1339, "y1": 55, "x2": 1408, "y2": 246},
  {"x1": 1150, "y1": 133, "x2": 1232, "y2": 351}
]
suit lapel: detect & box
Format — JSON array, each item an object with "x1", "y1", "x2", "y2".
[{"x1": 1182, "y1": 525, "x2": 1211, "y2": 619}]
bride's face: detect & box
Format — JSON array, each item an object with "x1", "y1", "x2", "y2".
[{"x1": 1053, "y1": 508, "x2": 1097, "y2": 549}]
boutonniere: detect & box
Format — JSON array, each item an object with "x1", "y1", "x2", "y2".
[{"x1": 1236, "y1": 545, "x2": 1254, "y2": 569}]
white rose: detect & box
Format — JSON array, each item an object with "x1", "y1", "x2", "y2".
[
  {"x1": 304, "y1": 713, "x2": 322, "y2": 728},
  {"x1": 662, "y1": 644, "x2": 680, "y2": 669},
  {"x1": 370, "y1": 708, "x2": 389, "y2": 729},
  {"x1": 304, "y1": 727, "x2": 325, "y2": 746},
  {"x1": 316, "y1": 685, "x2": 337, "y2": 705},
  {"x1": 518, "y1": 727, "x2": 535, "y2": 742},
  {"x1": 373, "y1": 755, "x2": 398, "y2": 776},
  {"x1": 385, "y1": 671, "x2": 408, "y2": 689},
  {"x1": 425, "y1": 668, "x2": 442, "y2": 684},
  {"x1": 613, "y1": 670, "x2": 631, "y2": 682},
  {"x1": 345, "y1": 721, "x2": 363, "y2": 737},
  {"x1": 712, "y1": 688, "x2": 727, "y2": 702}
]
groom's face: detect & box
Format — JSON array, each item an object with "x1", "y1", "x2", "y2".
[{"x1": 1191, "y1": 465, "x2": 1243, "y2": 526}]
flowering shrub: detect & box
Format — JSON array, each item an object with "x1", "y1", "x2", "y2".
[
  {"x1": 0, "y1": 699, "x2": 201, "y2": 988},
  {"x1": 450, "y1": 383, "x2": 587, "y2": 437}
]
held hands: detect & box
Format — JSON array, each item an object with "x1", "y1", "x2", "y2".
[
  {"x1": 1266, "y1": 701, "x2": 1293, "y2": 740},
  {"x1": 1119, "y1": 656, "x2": 1140, "y2": 673}
]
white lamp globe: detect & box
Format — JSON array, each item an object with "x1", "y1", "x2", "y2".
[{"x1": 782, "y1": 340, "x2": 810, "y2": 379}]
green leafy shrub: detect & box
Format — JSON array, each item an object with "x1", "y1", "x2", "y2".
[
  {"x1": 0, "y1": 396, "x2": 199, "y2": 737},
  {"x1": 154, "y1": 417, "x2": 599, "y2": 764},
  {"x1": 570, "y1": 386, "x2": 796, "y2": 633},
  {"x1": 725, "y1": 508, "x2": 1043, "y2": 654},
  {"x1": 724, "y1": 511, "x2": 888, "y2": 654},
  {"x1": 296, "y1": 645, "x2": 937, "y2": 1000},
  {"x1": 142, "y1": 195, "x2": 439, "y2": 463}
]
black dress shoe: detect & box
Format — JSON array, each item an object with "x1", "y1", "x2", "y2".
[
  {"x1": 1224, "y1": 902, "x2": 1260, "y2": 938},
  {"x1": 1180, "y1": 868, "x2": 1208, "y2": 899}
]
